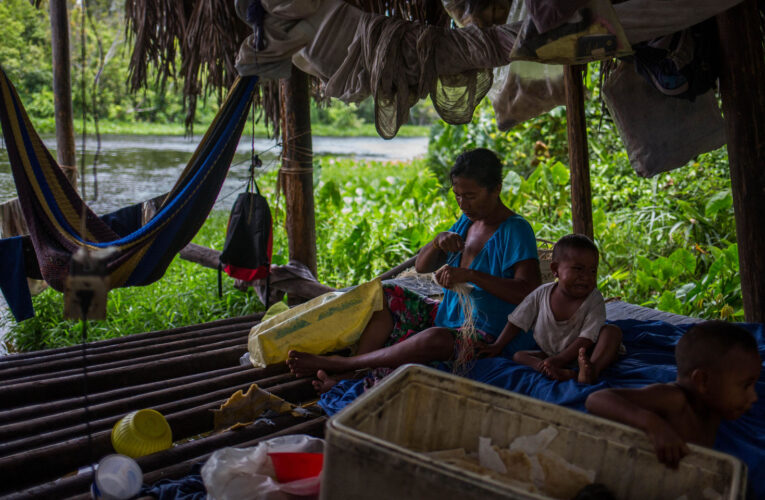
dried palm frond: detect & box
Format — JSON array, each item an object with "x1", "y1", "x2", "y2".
[{"x1": 122, "y1": 0, "x2": 449, "y2": 133}]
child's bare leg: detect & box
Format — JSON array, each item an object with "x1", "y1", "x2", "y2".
[
  {"x1": 513, "y1": 350, "x2": 546, "y2": 369},
  {"x1": 288, "y1": 327, "x2": 455, "y2": 377},
  {"x1": 515, "y1": 351, "x2": 576, "y2": 380},
  {"x1": 578, "y1": 324, "x2": 622, "y2": 384}
]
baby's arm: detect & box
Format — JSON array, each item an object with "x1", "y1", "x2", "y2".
[
  {"x1": 585, "y1": 385, "x2": 690, "y2": 468},
  {"x1": 477, "y1": 321, "x2": 522, "y2": 358}
]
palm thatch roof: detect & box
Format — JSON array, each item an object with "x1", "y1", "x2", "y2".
[{"x1": 123, "y1": 0, "x2": 452, "y2": 133}]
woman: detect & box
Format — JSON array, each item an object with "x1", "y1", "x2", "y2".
[{"x1": 287, "y1": 148, "x2": 541, "y2": 391}]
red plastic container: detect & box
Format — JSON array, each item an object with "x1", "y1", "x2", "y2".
[{"x1": 268, "y1": 452, "x2": 324, "y2": 483}]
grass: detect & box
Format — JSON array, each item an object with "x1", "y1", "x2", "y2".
[
  {"x1": 33, "y1": 118, "x2": 431, "y2": 138},
  {"x1": 1, "y1": 211, "x2": 264, "y2": 352}
]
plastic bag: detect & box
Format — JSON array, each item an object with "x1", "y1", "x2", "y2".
[
  {"x1": 510, "y1": 0, "x2": 631, "y2": 64},
  {"x1": 441, "y1": 0, "x2": 511, "y2": 28},
  {"x1": 202, "y1": 434, "x2": 325, "y2": 500},
  {"x1": 489, "y1": 61, "x2": 566, "y2": 130},
  {"x1": 487, "y1": 1, "x2": 566, "y2": 129},
  {"x1": 247, "y1": 278, "x2": 384, "y2": 367}
]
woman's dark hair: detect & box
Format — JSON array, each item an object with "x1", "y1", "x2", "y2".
[{"x1": 449, "y1": 148, "x2": 503, "y2": 189}]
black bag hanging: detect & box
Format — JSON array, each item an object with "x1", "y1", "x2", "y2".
[{"x1": 218, "y1": 155, "x2": 273, "y2": 301}]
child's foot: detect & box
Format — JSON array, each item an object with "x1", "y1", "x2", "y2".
[
  {"x1": 577, "y1": 347, "x2": 596, "y2": 384},
  {"x1": 540, "y1": 362, "x2": 576, "y2": 381},
  {"x1": 311, "y1": 369, "x2": 339, "y2": 394},
  {"x1": 286, "y1": 350, "x2": 348, "y2": 377}
]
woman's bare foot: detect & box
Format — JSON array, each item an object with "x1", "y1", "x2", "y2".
[
  {"x1": 577, "y1": 347, "x2": 596, "y2": 384},
  {"x1": 286, "y1": 350, "x2": 349, "y2": 377},
  {"x1": 312, "y1": 369, "x2": 339, "y2": 394}
]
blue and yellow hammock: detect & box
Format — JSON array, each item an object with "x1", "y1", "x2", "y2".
[{"x1": 0, "y1": 66, "x2": 258, "y2": 319}]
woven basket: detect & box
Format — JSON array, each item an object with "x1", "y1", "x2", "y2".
[{"x1": 537, "y1": 238, "x2": 555, "y2": 284}]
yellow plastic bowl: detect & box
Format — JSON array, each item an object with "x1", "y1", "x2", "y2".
[{"x1": 111, "y1": 409, "x2": 172, "y2": 458}]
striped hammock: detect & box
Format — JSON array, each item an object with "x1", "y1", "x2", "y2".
[{"x1": 0, "y1": 66, "x2": 258, "y2": 291}]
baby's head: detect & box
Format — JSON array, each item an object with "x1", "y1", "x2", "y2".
[
  {"x1": 676, "y1": 321, "x2": 761, "y2": 419},
  {"x1": 550, "y1": 234, "x2": 599, "y2": 298}
]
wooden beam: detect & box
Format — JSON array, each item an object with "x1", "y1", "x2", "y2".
[
  {"x1": 716, "y1": 0, "x2": 765, "y2": 322},
  {"x1": 279, "y1": 65, "x2": 317, "y2": 304},
  {"x1": 564, "y1": 64, "x2": 593, "y2": 240},
  {"x1": 49, "y1": 0, "x2": 77, "y2": 187}
]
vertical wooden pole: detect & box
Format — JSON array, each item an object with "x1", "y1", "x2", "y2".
[
  {"x1": 716, "y1": 0, "x2": 765, "y2": 322},
  {"x1": 279, "y1": 65, "x2": 317, "y2": 302},
  {"x1": 564, "y1": 64, "x2": 593, "y2": 240},
  {"x1": 49, "y1": 0, "x2": 77, "y2": 188}
]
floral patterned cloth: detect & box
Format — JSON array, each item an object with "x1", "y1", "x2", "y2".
[
  {"x1": 363, "y1": 283, "x2": 492, "y2": 388},
  {"x1": 382, "y1": 283, "x2": 440, "y2": 347}
]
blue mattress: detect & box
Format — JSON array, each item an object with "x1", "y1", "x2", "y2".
[{"x1": 319, "y1": 319, "x2": 765, "y2": 499}]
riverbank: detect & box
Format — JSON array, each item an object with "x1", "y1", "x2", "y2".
[
  {"x1": 29, "y1": 118, "x2": 432, "y2": 138},
  {"x1": 0, "y1": 136, "x2": 432, "y2": 354}
]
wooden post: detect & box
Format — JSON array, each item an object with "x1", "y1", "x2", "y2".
[
  {"x1": 279, "y1": 65, "x2": 317, "y2": 303},
  {"x1": 564, "y1": 64, "x2": 593, "y2": 240},
  {"x1": 716, "y1": 0, "x2": 765, "y2": 322},
  {"x1": 49, "y1": 0, "x2": 77, "y2": 187}
]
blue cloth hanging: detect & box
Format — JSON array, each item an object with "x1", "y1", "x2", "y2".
[{"x1": 0, "y1": 236, "x2": 34, "y2": 321}]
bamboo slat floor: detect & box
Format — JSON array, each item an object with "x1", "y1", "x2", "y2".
[
  {"x1": 0, "y1": 300, "x2": 700, "y2": 498},
  {"x1": 0, "y1": 313, "x2": 325, "y2": 498}
]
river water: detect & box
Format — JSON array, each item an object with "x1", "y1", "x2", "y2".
[{"x1": 0, "y1": 134, "x2": 429, "y2": 354}]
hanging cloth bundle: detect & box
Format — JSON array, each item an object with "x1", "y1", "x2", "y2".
[
  {"x1": 218, "y1": 154, "x2": 273, "y2": 303},
  {"x1": 0, "y1": 65, "x2": 259, "y2": 296}
]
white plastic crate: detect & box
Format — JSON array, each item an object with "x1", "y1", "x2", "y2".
[{"x1": 321, "y1": 365, "x2": 746, "y2": 500}]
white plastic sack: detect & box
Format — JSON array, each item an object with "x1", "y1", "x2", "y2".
[{"x1": 202, "y1": 434, "x2": 325, "y2": 500}]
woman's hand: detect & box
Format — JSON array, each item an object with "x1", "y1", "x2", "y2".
[
  {"x1": 434, "y1": 265, "x2": 472, "y2": 289},
  {"x1": 476, "y1": 340, "x2": 504, "y2": 358},
  {"x1": 433, "y1": 231, "x2": 464, "y2": 253}
]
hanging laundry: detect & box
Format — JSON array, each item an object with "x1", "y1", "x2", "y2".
[
  {"x1": 612, "y1": 0, "x2": 744, "y2": 45},
  {"x1": 602, "y1": 60, "x2": 726, "y2": 177},
  {"x1": 632, "y1": 19, "x2": 720, "y2": 102}
]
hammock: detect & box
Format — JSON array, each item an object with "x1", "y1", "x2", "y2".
[{"x1": 0, "y1": 66, "x2": 259, "y2": 302}]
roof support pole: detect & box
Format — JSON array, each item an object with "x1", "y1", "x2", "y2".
[
  {"x1": 279, "y1": 65, "x2": 317, "y2": 302},
  {"x1": 716, "y1": 0, "x2": 765, "y2": 322},
  {"x1": 49, "y1": 0, "x2": 77, "y2": 188},
  {"x1": 564, "y1": 64, "x2": 593, "y2": 240}
]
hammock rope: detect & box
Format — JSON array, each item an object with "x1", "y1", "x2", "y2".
[{"x1": 0, "y1": 65, "x2": 259, "y2": 292}]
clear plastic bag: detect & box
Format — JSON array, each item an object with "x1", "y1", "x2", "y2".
[
  {"x1": 202, "y1": 434, "x2": 325, "y2": 500},
  {"x1": 441, "y1": 0, "x2": 511, "y2": 28},
  {"x1": 488, "y1": 61, "x2": 566, "y2": 130}
]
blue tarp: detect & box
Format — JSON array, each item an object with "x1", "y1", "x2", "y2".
[{"x1": 319, "y1": 319, "x2": 765, "y2": 499}]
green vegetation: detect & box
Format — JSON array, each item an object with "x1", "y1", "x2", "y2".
[{"x1": 0, "y1": 5, "x2": 742, "y2": 352}]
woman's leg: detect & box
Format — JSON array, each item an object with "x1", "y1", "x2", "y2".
[
  {"x1": 577, "y1": 324, "x2": 623, "y2": 384},
  {"x1": 302, "y1": 306, "x2": 395, "y2": 392},
  {"x1": 287, "y1": 327, "x2": 455, "y2": 377},
  {"x1": 356, "y1": 304, "x2": 395, "y2": 355}
]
